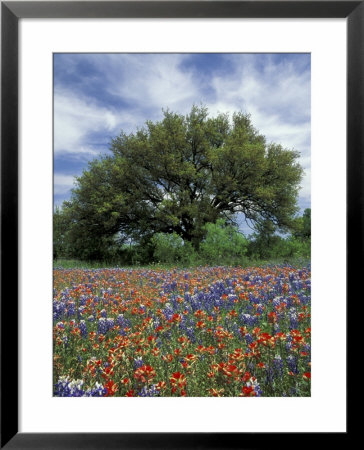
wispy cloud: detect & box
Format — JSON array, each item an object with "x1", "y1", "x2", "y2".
[
  {"x1": 102, "y1": 54, "x2": 200, "y2": 113},
  {"x1": 54, "y1": 87, "x2": 132, "y2": 158},
  {"x1": 53, "y1": 174, "x2": 77, "y2": 195}
]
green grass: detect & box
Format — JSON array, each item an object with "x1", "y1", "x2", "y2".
[{"x1": 54, "y1": 257, "x2": 310, "y2": 270}]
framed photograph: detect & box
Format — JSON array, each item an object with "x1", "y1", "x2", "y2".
[{"x1": 1, "y1": 1, "x2": 357, "y2": 448}]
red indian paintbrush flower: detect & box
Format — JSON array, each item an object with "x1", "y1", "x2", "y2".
[
  {"x1": 134, "y1": 365, "x2": 156, "y2": 383},
  {"x1": 170, "y1": 371, "x2": 187, "y2": 388}
]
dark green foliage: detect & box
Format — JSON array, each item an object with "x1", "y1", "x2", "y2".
[
  {"x1": 53, "y1": 206, "x2": 70, "y2": 259},
  {"x1": 247, "y1": 209, "x2": 311, "y2": 261},
  {"x1": 292, "y1": 208, "x2": 311, "y2": 240},
  {"x1": 200, "y1": 219, "x2": 248, "y2": 265},
  {"x1": 151, "y1": 232, "x2": 197, "y2": 265}
]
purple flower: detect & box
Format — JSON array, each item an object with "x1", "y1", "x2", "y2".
[
  {"x1": 54, "y1": 377, "x2": 106, "y2": 397},
  {"x1": 67, "y1": 301, "x2": 76, "y2": 317},
  {"x1": 97, "y1": 318, "x2": 107, "y2": 335},
  {"x1": 138, "y1": 385, "x2": 160, "y2": 397},
  {"x1": 273, "y1": 355, "x2": 283, "y2": 377},
  {"x1": 106, "y1": 318, "x2": 115, "y2": 331},
  {"x1": 287, "y1": 355, "x2": 299, "y2": 374},
  {"x1": 134, "y1": 357, "x2": 144, "y2": 369},
  {"x1": 79, "y1": 320, "x2": 87, "y2": 338}
]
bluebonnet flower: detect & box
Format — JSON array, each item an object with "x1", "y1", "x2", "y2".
[
  {"x1": 265, "y1": 367, "x2": 274, "y2": 384},
  {"x1": 162, "y1": 303, "x2": 174, "y2": 320},
  {"x1": 79, "y1": 320, "x2": 87, "y2": 338},
  {"x1": 272, "y1": 297, "x2": 282, "y2": 309},
  {"x1": 97, "y1": 318, "x2": 107, "y2": 335},
  {"x1": 116, "y1": 314, "x2": 125, "y2": 327},
  {"x1": 138, "y1": 385, "x2": 160, "y2": 397},
  {"x1": 106, "y1": 318, "x2": 115, "y2": 331},
  {"x1": 273, "y1": 355, "x2": 283, "y2": 378},
  {"x1": 54, "y1": 377, "x2": 85, "y2": 397},
  {"x1": 78, "y1": 306, "x2": 85, "y2": 319},
  {"x1": 54, "y1": 377, "x2": 107, "y2": 397},
  {"x1": 245, "y1": 376, "x2": 263, "y2": 397},
  {"x1": 242, "y1": 314, "x2": 256, "y2": 327},
  {"x1": 134, "y1": 357, "x2": 144, "y2": 369},
  {"x1": 100, "y1": 309, "x2": 107, "y2": 318},
  {"x1": 186, "y1": 326, "x2": 196, "y2": 343},
  {"x1": 246, "y1": 360, "x2": 255, "y2": 372},
  {"x1": 302, "y1": 343, "x2": 311, "y2": 353},
  {"x1": 120, "y1": 315, "x2": 131, "y2": 332},
  {"x1": 287, "y1": 355, "x2": 299, "y2": 374},
  {"x1": 53, "y1": 300, "x2": 67, "y2": 320},
  {"x1": 285, "y1": 334, "x2": 293, "y2": 352},
  {"x1": 289, "y1": 309, "x2": 298, "y2": 330},
  {"x1": 67, "y1": 301, "x2": 76, "y2": 318}
]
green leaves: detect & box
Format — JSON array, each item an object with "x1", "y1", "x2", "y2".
[{"x1": 56, "y1": 105, "x2": 304, "y2": 260}]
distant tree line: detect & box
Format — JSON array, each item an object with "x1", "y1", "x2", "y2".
[{"x1": 54, "y1": 106, "x2": 310, "y2": 265}]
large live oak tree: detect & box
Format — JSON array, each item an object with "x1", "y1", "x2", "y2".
[{"x1": 61, "y1": 106, "x2": 303, "y2": 257}]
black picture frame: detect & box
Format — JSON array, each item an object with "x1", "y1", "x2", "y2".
[{"x1": 1, "y1": 1, "x2": 357, "y2": 448}]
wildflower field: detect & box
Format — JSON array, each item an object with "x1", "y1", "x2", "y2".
[{"x1": 53, "y1": 265, "x2": 311, "y2": 397}]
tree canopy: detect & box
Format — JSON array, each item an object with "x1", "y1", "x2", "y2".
[{"x1": 60, "y1": 105, "x2": 303, "y2": 258}]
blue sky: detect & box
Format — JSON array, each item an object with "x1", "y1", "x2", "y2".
[{"x1": 54, "y1": 53, "x2": 310, "y2": 233}]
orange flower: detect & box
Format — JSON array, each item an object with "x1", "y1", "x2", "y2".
[
  {"x1": 105, "y1": 380, "x2": 118, "y2": 396},
  {"x1": 240, "y1": 385, "x2": 256, "y2": 397},
  {"x1": 156, "y1": 381, "x2": 167, "y2": 391},
  {"x1": 134, "y1": 365, "x2": 156, "y2": 383},
  {"x1": 229, "y1": 348, "x2": 245, "y2": 362},
  {"x1": 242, "y1": 371, "x2": 252, "y2": 382},
  {"x1": 185, "y1": 354, "x2": 198, "y2": 363},
  {"x1": 216, "y1": 362, "x2": 241, "y2": 379},
  {"x1": 170, "y1": 371, "x2": 187, "y2": 388},
  {"x1": 162, "y1": 354, "x2": 173, "y2": 363},
  {"x1": 169, "y1": 313, "x2": 182, "y2": 324},
  {"x1": 268, "y1": 311, "x2": 277, "y2": 323},
  {"x1": 209, "y1": 388, "x2": 224, "y2": 397}
]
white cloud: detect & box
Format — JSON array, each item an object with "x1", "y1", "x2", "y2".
[
  {"x1": 54, "y1": 87, "x2": 137, "y2": 158},
  {"x1": 53, "y1": 174, "x2": 77, "y2": 195},
  {"x1": 98, "y1": 54, "x2": 200, "y2": 115}
]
